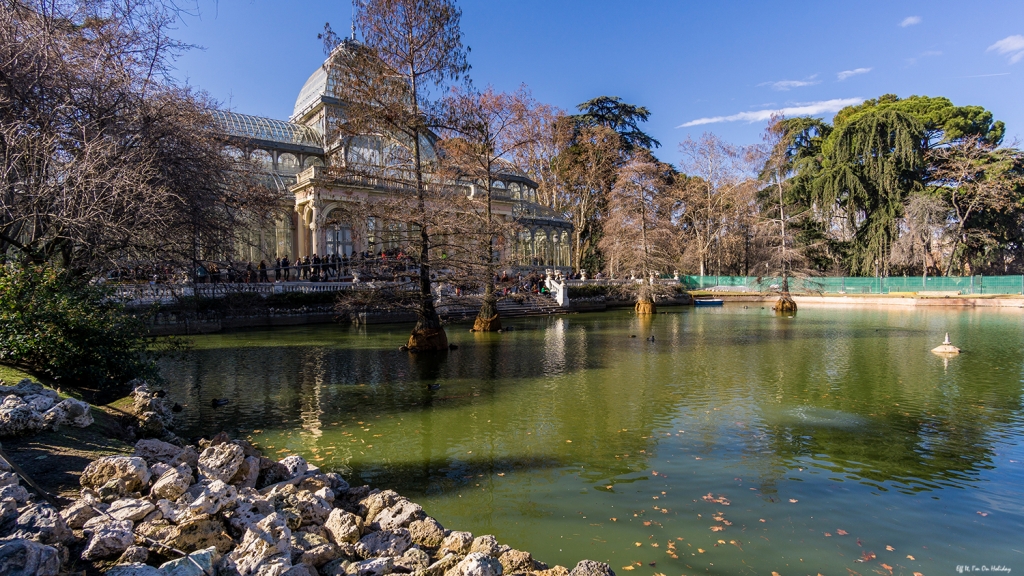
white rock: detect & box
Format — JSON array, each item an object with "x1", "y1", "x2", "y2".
[
  {"x1": 80, "y1": 456, "x2": 151, "y2": 492},
  {"x1": 0, "y1": 471, "x2": 18, "y2": 488},
  {"x1": 350, "y1": 557, "x2": 394, "y2": 576},
  {"x1": 568, "y1": 560, "x2": 616, "y2": 576},
  {"x1": 354, "y1": 528, "x2": 412, "y2": 559},
  {"x1": 0, "y1": 538, "x2": 62, "y2": 576},
  {"x1": 82, "y1": 519, "x2": 135, "y2": 560},
  {"x1": 315, "y1": 486, "x2": 334, "y2": 504},
  {"x1": 22, "y1": 394, "x2": 54, "y2": 412},
  {"x1": 107, "y1": 497, "x2": 156, "y2": 522},
  {"x1": 470, "y1": 534, "x2": 500, "y2": 556},
  {"x1": 439, "y1": 531, "x2": 474, "y2": 555},
  {"x1": 228, "y1": 513, "x2": 292, "y2": 576},
  {"x1": 279, "y1": 455, "x2": 309, "y2": 479},
  {"x1": 188, "y1": 479, "x2": 237, "y2": 515},
  {"x1": 373, "y1": 498, "x2": 424, "y2": 530},
  {"x1": 448, "y1": 552, "x2": 505, "y2": 576},
  {"x1": 197, "y1": 443, "x2": 245, "y2": 482},
  {"x1": 323, "y1": 508, "x2": 362, "y2": 545},
  {"x1": 134, "y1": 438, "x2": 186, "y2": 465},
  {"x1": 0, "y1": 397, "x2": 45, "y2": 435},
  {"x1": 10, "y1": 503, "x2": 72, "y2": 545},
  {"x1": 289, "y1": 490, "x2": 331, "y2": 527},
  {"x1": 0, "y1": 484, "x2": 29, "y2": 504},
  {"x1": 151, "y1": 467, "x2": 192, "y2": 501},
  {"x1": 42, "y1": 398, "x2": 93, "y2": 428}
]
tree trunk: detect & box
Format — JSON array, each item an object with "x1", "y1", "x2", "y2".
[
  {"x1": 408, "y1": 121, "x2": 447, "y2": 352},
  {"x1": 473, "y1": 282, "x2": 502, "y2": 331}
]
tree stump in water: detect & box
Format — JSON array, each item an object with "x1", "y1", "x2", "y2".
[
  {"x1": 407, "y1": 327, "x2": 449, "y2": 351},
  {"x1": 773, "y1": 293, "x2": 797, "y2": 313},
  {"x1": 635, "y1": 300, "x2": 657, "y2": 315},
  {"x1": 473, "y1": 313, "x2": 502, "y2": 332}
]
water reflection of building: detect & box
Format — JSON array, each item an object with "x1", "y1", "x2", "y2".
[{"x1": 211, "y1": 56, "x2": 572, "y2": 267}]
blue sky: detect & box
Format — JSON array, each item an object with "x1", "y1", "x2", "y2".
[{"x1": 171, "y1": 0, "x2": 1024, "y2": 165}]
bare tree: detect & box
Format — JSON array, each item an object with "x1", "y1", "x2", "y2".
[
  {"x1": 890, "y1": 193, "x2": 946, "y2": 278},
  {"x1": 507, "y1": 103, "x2": 565, "y2": 209},
  {"x1": 927, "y1": 137, "x2": 1022, "y2": 276},
  {"x1": 598, "y1": 151, "x2": 677, "y2": 313},
  {"x1": 439, "y1": 85, "x2": 539, "y2": 331},
  {"x1": 323, "y1": 0, "x2": 470, "y2": 351},
  {"x1": 674, "y1": 133, "x2": 754, "y2": 276},
  {"x1": 0, "y1": 0, "x2": 272, "y2": 276},
  {"x1": 553, "y1": 125, "x2": 622, "y2": 273}
]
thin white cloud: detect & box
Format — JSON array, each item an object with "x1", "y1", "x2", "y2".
[
  {"x1": 957, "y1": 72, "x2": 1011, "y2": 78},
  {"x1": 677, "y1": 98, "x2": 865, "y2": 128},
  {"x1": 837, "y1": 67, "x2": 872, "y2": 81},
  {"x1": 759, "y1": 75, "x2": 820, "y2": 91},
  {"x1": 900, "y1": 16, "x2": 921, "y2": 27},
  {"x1": 987, "y1": 35, "x2": 1024, "y2": 64}
]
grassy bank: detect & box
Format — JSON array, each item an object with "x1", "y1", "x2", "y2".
[{"x1": 0, "y1": 364, "x2": 133, "y2": 499}]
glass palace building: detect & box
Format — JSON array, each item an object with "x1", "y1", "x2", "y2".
[{"x1": 211, "y1": 58, "x2": 572, "y2": 270}]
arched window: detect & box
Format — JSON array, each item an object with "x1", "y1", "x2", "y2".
[
  {"x1": 223, "y1": 146, "x2": 245, "y2": 160},
  {"x1": 509, "y1": 182, "x2": 521, "y2": 200},
  {"x1": 325, "y1": 223, "x2": 354, "y2": 257},
  {"x1": 278, "y1": 153, "x2": 300, "y2": 174},
  {"x1": 518, "y1": 230, "x2": 532, "y2": 265},
  {"x1": 534, "y1": 230, "x2": 548, "y2": 266},
  {"x1": 251, "y1": 149, "x2": 273, "y2": 171},
  {"x1": 304, "y1": 157, "x2": 324, "y2": 169}
]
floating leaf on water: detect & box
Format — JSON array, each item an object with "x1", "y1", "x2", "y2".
[
  {"x1": 913, "y1": 573, "x2": 924, "y2": 576},
  {"x1": 907, "y1": 555, "x2": 915, "y2": 561},
  {"x1": 621, "y1": 567, "x2": 634, "y2": 571},
  {"x1": 788, "y1": 499, "x2": 798, "y2": 503},
  {"x1": 635, "y1": 542, "x2": 642, "y2": 547},
  {"x1": 837, "y1": 529, "x2": 849, "y2": 535},
  {"x1": 772, "y1": 572, "x2": 781, "y2": 576},
  {"x1": 759, "y1": 519, "x2": 766, "y2": 523},
  {"x1": 497, "y1": 473, "x2": 505, "y2": 477},
  {"x1": 698, "y1": 549, "x2": 705, "y2": 554},
  {"x1": 610, "y1": 518, "x2": 617, "y2": 522},
  {"x1": 880, "y1": 563, "x2": 893, "y2": 575},
  {"x1": 566, "y1": 440, "x2": 572, "y2": 443},
  {"x1": 977, "y1": 511, "x2": 988, "y2": 517},
  {"x1": 643, "y1": 521, "x2": 652, "y2": 526},
  {"x1": 857, "y1": 552, "x2": 876, "y2": 563},
  {"x1": 825, "y1": 532, "x2": 832, "y2": 537},
  {"x1": 710, "y1": 526, "x2": 724, "y2": 532},
  {"x1": 651, "y1": 543, "x2": 659, "y2": 548},
  {"x1": 885, "y1": 546, "x2": 894, "y2": 552}
]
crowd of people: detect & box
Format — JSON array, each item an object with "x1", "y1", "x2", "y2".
[
  {"x1": 188, "y1": 249, "x2": 418, "y2": 284},
  {"x1": 108, "y1": 248, "x2": 579, "y2": 294}
]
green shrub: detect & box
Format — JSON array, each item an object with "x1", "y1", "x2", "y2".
[
  {"x1": 0, "y1": 264, "x2": 155, "y2": 390},
  {"x1": 567, "y1": 284, "x2": 610, "y2": 299}
]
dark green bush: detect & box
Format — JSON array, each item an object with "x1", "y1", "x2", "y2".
[
  {"x1": 567, "y1": 284, "x2": 611, "y2": 299},
  {"x1": 0, "y1": 264, "x2": 155, "y2": 389}
]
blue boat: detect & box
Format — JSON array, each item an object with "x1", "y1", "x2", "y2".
[{"x1": 693, "y1": 298, "x2": 724, "y2": 307}]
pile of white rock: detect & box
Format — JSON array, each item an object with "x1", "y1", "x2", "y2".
[
  {"x1": 0, "y1": 434, "x2": 617, "y2": 576},
  {"x1": 0, "y1": 379, "x2": 93, "y2": 437}
]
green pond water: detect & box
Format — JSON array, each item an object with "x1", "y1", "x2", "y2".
[{"x1": 158, "y1": 306, "x2": 1024, "y2": 575}]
